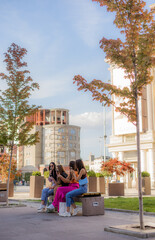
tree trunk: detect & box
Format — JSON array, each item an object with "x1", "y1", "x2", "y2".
[
  {"x1": 135, "y1": 92, "x2": 144, "y2": 229},
  {"x1": 6, "y1": 145, "x2": 13, "y2": 206}
]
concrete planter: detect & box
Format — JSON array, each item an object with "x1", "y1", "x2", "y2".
[
  {"x1": 108, "y1": 182, "x2": 124, "y2": 196},
  {"x1": 142, "y1": 177, "x2": 151, "y2": 195},
  {"x1": 88, "y1": 177, "x2": 97, "y2": 192},
  {"x1": 0, "y1": 182, "x2": 14, "y2": 197},
  {"x1": 30, "y1": 176, "x2": 44, "y2": 198},
  {"x1": 97, "y1": 177, "x2": 105, "y2": 194}
]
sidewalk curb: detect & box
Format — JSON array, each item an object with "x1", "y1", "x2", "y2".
[{"x1": 105, "y1": 208, "x2": 155, "y2": 216}]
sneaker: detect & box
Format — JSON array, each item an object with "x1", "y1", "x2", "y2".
[
  {"x1": 37, "y1": 205, "x2": 46, "y2": 213},
  {"x1": 46, "y1": 204, "x2": 55, "y2": 210},
  {"x1": 61, "y1": 211, "x2": 71, "y2": 217},
  {"x1": 72, "y1": 208, "x2": 80, "y2": 216}
]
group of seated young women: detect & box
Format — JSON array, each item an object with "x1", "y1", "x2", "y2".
[{"x1": 37, "y1": 159, "x2": 88, "y2": 217}]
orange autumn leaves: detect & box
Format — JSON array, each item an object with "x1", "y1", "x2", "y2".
[
  {"x1": 0, "y1": 153, "x2": 20, "y2": 182},
  {"x1": 101, "y1": 158, "x2": 134, "y2": 176}
]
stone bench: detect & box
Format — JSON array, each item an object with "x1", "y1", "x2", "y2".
[{"x1": 74, "y1": 192, "x2": 105, "y2": 216}]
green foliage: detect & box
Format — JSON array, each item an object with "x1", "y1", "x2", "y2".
[
  {"x1": 44, "y1": 170, "x2": 49, "y2": 178},
  {"x1": 104, "y1": 197, "x2": 155, "y2": 213},
  {"x1": 142, "y1": 171, "x2": 150, "y2": 177},
  {"x1": 24, "y1": 172, "x2": 32, "y2": 182},
  {"x1": 32, "y1": 171, "x2": 41, "y2": 176},
  {"x1": 0, "y1": 43, "x2": 41, "y2": 148},
  {"x1": 96, "y1": 172, "x2": 104, "y2": 177},
  {"x1": 85, "y1": 165, "x2": 89, "y2": 171},
  {"x1": 87, "y1": 170, "x2": 96, "y2": 177}
]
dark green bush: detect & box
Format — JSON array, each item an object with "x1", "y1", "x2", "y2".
[
  {"x1": 96, "y1": 173, "x2": 104, "y2": 177},
  {"x1": 44, "y1": 170, "x2": 49, "y2": 178},
  {"x1": 24, "y1": 172, "x2": 32, "y2": 182}
]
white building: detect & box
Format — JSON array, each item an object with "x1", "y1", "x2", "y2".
[{"x1": 108, "y1": 66, "x2": 155, "y2": 188}]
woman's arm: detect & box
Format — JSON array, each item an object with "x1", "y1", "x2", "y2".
[
  {"x1": 71, "y1": 168, "x2": 86, "y2": 181},
  {"x1": 57, "y1": 174, "x2": 70, "y2": 183}
]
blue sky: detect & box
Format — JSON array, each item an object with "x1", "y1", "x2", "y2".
[{"x1": 0, "y1": 0, "x2": 154, "y2": 160}]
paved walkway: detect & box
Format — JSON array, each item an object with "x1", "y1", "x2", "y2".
[
  {"x1": 0, "y1": 203, "x2": 155, "y2": 240},
  {"x1": 0, "y1": 186, "x2": 155, "y2": 240}
]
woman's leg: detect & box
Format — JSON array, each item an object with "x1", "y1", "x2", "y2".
[
  {"x1": 66, "y1": 185, "x2": 87, "y2": 212},
  {"x1": 41, "y1": 188, "x2": 54, "y2": 206},
  {"x1": 52, "y1": 185, "x2": 78, "y2": 212}
]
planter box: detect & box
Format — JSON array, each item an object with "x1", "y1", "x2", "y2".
[
  {"x1": 0, "y1": 182, "x2": 14, "y2": 197},
  {"x1": 108, "y1": 183, "x2": 124, "y2": 196},
  {"x1": 142, "y1": 177, "x2": 151, "y2": 195},
  {"x1": 30, "y1": 176, "x2": 44, "y2": 198},
  {"x1": 0, "y1": 189, "x2": 7, "y2": 202},
  {"x1": 97, "y1": 177, "x2": 105, "y2": 194},
  {"x1": 88, "y1": 177, "x2": 97, "y2": 192}
]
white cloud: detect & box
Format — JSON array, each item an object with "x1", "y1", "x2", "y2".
[{"x1": 70, "y1": 111, "x2": 112, "y2": 128}]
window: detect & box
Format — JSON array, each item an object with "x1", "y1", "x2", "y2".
[
  {"x1": 69, "y1": 143, "x2": 73, "y2": 148},
  {"x1": 57, "y1": 151, "x2": 65, "y2": 157},
  {"x1": 70, "y1": 129, "x2": 76, "y2": 135},
  {"x1": 69, "y1": 136, "x2": 72, "y2": 140},
  {"x1": 58, "y1": 128, "x2": 64, "y2": 133},
  {"x1": 70, "y1": 152, "x2": 75, "y2": 158}
]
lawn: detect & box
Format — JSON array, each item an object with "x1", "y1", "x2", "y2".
[{"x1": 104, "y1": 197, "x2": 155, "y2": 212}]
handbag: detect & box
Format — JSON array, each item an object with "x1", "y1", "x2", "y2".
[
  {"x1": 79, "y1": 177, "x2": 88, "y2": 186},
  {"x1": 59, "y1": 202, "x2": 66, "y2": 216}
]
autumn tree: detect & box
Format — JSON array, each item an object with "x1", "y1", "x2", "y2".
[
  {"x1": 0, "y1": 153, "x2": 17, "y2": 182},
  {"x1": 73, "y1": 1, "x2": 155, "y2": 229},
  {"x1": 0, "y1": 43, "x2": 40, "y2": 205},
  {"x1": 102, "y1": 158, "x2": 134, "y2": 180}
]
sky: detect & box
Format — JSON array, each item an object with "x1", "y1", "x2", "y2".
[{"x1": 0, "y1": 0, "x2": 154, "y2": 161}]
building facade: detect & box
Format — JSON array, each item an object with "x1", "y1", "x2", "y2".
[
  {"x1": 17, "y1": 108, "x2": 80, "y2": 170},
  {"x1": 108, "y1": 66, "x2": 155, "y2": 188}
]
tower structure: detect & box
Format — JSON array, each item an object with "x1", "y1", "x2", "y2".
[{"x1": 17, "y1": 108, "x2": 80, "y2": 170}]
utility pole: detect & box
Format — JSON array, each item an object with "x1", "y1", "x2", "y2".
[{"x1": 102, "y1": 103, "x2": 107, "y2": 162}]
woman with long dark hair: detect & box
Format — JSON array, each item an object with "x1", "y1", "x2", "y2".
[
  {"x1": 38, "y1": 162, "x2": 57, "y2": 212},
  {"x1": 47, "y1": 161, "x2": 79, "y2": 213},
  {"x1": 61, "y1": 159, "x2": 88, "y2": 217}
]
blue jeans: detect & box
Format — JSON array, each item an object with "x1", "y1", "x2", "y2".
[
  {"x1": 66, "y1": 184, "x2": 87, "y2": 207},
  {"x1": 41, "y1": 188, "x2": 54, "y2": 205}
]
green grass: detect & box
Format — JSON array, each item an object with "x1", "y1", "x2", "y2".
[{"x1": 104, "y1": 197, "x2": 155, "y2": 212}]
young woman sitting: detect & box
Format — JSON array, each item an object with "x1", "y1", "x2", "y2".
[
  {"x1": 37, "y1": 162, "x2": 57, "y2": 212},
  {"x1": 47, "y1": 161, "x2": 79, "y2": 212},
  {"x1": 61, "y1": 159, "x2": 88, "y2": 217}
]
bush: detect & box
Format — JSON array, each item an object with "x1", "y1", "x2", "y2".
[
  {"x1": 87, "y1": 170, "x2": 96, "y2": 177},
  {"x1": 142, "y1": 171, "x2": 150, "y2": 177},
  {"x1": 32, "y1": 171, "x2": 41, "y2": 176},
  {"x1": 44, "y1": 170, "x2": 49, "y2": 179},
  {"x1": 96, "y1": 173, "x2": 104, "y2": 177},
  {"x1": 24, "y1": 172, "x2": 32, "y2": 182}
]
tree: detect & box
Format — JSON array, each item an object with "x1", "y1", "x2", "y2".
[
  {"x1": 0, "y1": 43, "x2": 40, "y2": 205},
  {"x1": 102, "y1": 158, "x2": 134, "y2": 180},
  {"x1": 0, "y1": 153, "x2": 17, "y2": 182},
  {"x1": 73, "y1": 1, "x2": 155, "y2": 229}
]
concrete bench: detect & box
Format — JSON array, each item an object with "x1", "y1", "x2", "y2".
[{"x1": 74, "y1": 192, "x2": 105, "y2": 216}]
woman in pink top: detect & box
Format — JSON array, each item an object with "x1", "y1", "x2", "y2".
[{"x1": 47, "y1": 161, "x2": 79, "y2": 212}]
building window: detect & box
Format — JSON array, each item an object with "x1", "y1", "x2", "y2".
[
  {"x1": 62, "y1": 136, "x2": 65, "y2": 139},
  {"x1": 57, "y1": 158, "x2": 64, "y2": 164},
  {"x1": 58, "y1": 128, "x2": 64, "y2": 133},
  {"x1": 57, "y1": 151, "x2": 65, "y2": 157},
  {"x1": 70, "y1": 129, "x2": 76, "y2": 135},
  {"x1": 69, "y1": 136, "x2": 72, "y2": 140},
  {"x1": 70, "y1": 152, "x2": 75, "y2": 158},
  {"x1": 69, "y1": 143, "x2": 73, "y2": 148}
]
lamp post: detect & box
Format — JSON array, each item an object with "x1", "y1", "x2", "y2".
[{"x1": 102, "y1": 103, "x2": 107, "y2": 162}]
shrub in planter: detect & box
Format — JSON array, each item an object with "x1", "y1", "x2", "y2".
[
  {"x1": 96, "y1": 173, "x2": 105, "y2": 194},
  {"x1": 142, "y1": 171, "x2": 150, "y2": 177},
  {"x1": 32, "y1": 171, "x2": 41, "y2": 176},
  {"x1": 141, "y1": 171, "x2": 151, "y2": 195},
  {"x1": 87, "y1": 170, "x2": 97, "y2": 192},
  {"x1": 30, "y1": 171, "x2": 44, "y2": 198}
]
